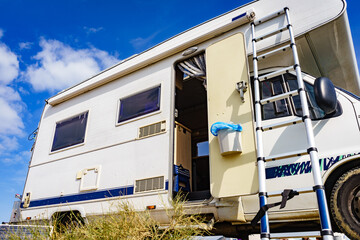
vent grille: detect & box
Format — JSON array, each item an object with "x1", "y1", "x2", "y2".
[
  {"x1": 135, "y1": 176, "x2": 164, "y2": 193},
  {"x1": 138, "y1": 121, "x2": 166, "y2": 139}
]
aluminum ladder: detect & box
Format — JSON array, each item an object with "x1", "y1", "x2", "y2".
[{"x1": 250, "y1": 7, "x2": 334, "y2": 240}]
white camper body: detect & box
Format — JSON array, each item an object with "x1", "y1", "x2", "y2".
[{"x1": 17, "y1": 0, "x2": 360, "y2": 238}]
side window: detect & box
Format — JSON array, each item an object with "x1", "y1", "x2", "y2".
[
  {"x1": 285, "y1": 73, "x2": 326, "y2": 119},
  {"x1": 258, "y1": 73, "x2": 331, "y2": 121},
  {"x1": 52, "y1": 112, "x2": 88, "y2": 152},
  {"x1": 196, "y1": 141, "x2": 209, "y2": 157},
  {"x1": 118, "y1": 86, "x2": 161, "y2": 123},
  {"x1": 260, "y1": 75, "x2": 291, "y2": 120}
]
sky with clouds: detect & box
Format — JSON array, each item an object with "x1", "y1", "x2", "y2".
[{"x1": 0, "y1": 0, "x2": 359, "y2": 223}]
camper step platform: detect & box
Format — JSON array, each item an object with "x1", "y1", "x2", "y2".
[
  {"x1": 270, "y1": 231, "x2": 321, "y2": 239},
  {"x1": 182, "y1": 190, "x2": 211, "y2": 201}
]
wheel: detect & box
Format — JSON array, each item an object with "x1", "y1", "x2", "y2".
[
  {"x1": 330, "y1": 167, "x2": 360, "y2": 239},
  {"x1": 52, "y1": 211, "x2": 84, "y2": 233}
]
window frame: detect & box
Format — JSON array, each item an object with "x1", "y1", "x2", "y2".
[
  {"x1": 50, "y1": 111, "x2": 90, "y2": 154},
  {"x1": 259, "y1": 74, "x2": 293, "y2": 120},
  {"x1": 115, "y1": 85, "x2": 162, "y2": 126},
  {"x1": 253, "y1": 70, "x2": 342, "y2": 122},
  {"x1": 287, "y1": 72, "x2": 342, "y2": 120}
]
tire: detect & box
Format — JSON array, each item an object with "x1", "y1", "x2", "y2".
[
  {"x1": 330, "y1": 167, "x2": 360, "y2": 239},
  {"x1": 52, "y1": 211, "x2": 84, "y2": 233}
]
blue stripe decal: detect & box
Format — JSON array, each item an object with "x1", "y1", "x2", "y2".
[
  {"x1": 22, "y1": 180, "x2": 170, "y2": 208},
  {"x1": 21, "y1": 185, "x2": 134, "y2": 208},
  {"x1": 266, "y1": 152, "x2": 360, "y2": 179},
  {"x1": 232, "y1": 12, "x2": 246, "y2": 22}
]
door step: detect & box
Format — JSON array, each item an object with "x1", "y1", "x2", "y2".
[{"x1": 270, "y1": 231, "x2": 321, "y2": 239}]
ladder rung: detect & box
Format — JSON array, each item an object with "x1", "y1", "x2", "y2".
[
  {"x1": 253, "y1": 9, "x2": 285, "y2": 26},
  {"x1": 270, "y1": 231, "x2": 321, "y2": 239},
  {"x1": 262, "y1": 117, "x2": 302, "y2": 131},
  {"x1": 265, "y1": 149, "x2": 307, "y2": 162},
  {"x1": 267, "y1": 187, "x2": 313, "y2": 197},
  {"x1": 260, "y1": 89, "x2": 298, "y2": 105},
  {"x1": 254, "y1": 25, "x2": 288, "y2": 42},
  {"x1": 257, "y1": 45, "x2": 290, "y2": 60},
  {"x1": 259, "y1": 66, "x2": 293, "y2": 81}
]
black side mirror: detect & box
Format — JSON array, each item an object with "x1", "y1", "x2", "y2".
[{"x1": 314, "y1": 77, "x2": 337, "y2": 115}]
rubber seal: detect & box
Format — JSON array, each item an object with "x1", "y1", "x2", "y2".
[{"x1": 307, "y1": 147, "x2": 318, "y2": 154}]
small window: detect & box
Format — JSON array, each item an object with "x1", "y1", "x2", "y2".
[
  {"x1": 260, "y1": 75, "x2": 291, "y2": 120},
  {"x1": 285, "y1": 73, "x2": 326, "y2": 119},
  {"x1": 254, "y1": 73, "x2": 339, "y2": 121},
  {"x1": 118, "y1": 86, "x2": 161, "y2": 123},
  {"x1": 196, "y1": 141, "x2": 209, "y2": 157},
  {"x1": 51, "y1": 112, "x2": 88, "y2": 152}
]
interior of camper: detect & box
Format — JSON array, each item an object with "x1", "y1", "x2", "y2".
[{"x1": 173, "y1": 53, "x2": 211, "y2": 201}]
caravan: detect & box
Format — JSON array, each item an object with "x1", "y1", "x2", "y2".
[{"x1": 13, "y1": 0, "x2": 360, "y2": 239}]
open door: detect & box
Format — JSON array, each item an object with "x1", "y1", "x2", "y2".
[
  {"x1": 206, "y1": 33, "x2": 258, "y2": 198},
  {"x1": 173, "y1": 53, "x2": 211, "y2": 201}
]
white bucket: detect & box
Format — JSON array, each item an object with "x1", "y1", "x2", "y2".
[{"x1": 217, "y1": 129, "x2": 242, "y2": 156}]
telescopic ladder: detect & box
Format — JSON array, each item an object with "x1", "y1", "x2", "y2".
[{"x1": 250, "y1": 8, "x2": 334, "y2": 240}]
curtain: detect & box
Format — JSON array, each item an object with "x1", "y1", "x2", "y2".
[{"x1": 177, "y1": 54, "x2": 207, "y2": 88}]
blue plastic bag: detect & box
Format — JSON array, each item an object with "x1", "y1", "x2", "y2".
[{"x1": 210, "y1": 122, "x2": 242, "y2": 136}]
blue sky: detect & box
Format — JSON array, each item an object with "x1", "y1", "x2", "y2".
[{"x1": 0, "y1": 0, "x2": 359, "y2": 223}]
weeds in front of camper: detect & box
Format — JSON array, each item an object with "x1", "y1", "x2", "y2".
[
  {"x1": 9, "y1": 196, "x2": 209, "y2": 239},
  {"x1": 5, "y1": 221, "x2": 53, "y2": 240}
]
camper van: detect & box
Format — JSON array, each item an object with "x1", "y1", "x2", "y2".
[{"x1": 13, "y1": 0, "x2": 360, "y2": 239}]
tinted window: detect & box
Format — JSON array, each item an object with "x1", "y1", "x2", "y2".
[
  {"x1": 285, "y1": 74, "x2": 325, "y2": 119},
  {"x1": 257, "y1": 73, "x2": 328, "y2": 121},
  {"x1": 260, "y1": 75, "x2": 291, "y2": 120},
  {"x1": 197, "y1": 141, "x2": 209, "y2": 157},
  {"x1": 51, "y1": 112, "x2": 88, "y2": 152},
  {"x1": 118, "y1": 86, "x2": 161, "y2": 123}
]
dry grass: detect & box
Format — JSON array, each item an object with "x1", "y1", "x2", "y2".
[{"x1": 8, "y1": 196, "x2": 210, "y2": 239}]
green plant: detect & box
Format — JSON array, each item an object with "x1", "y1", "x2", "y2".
[{"x1": 9, "y1": 197, "x2": 210, "y2": 240}]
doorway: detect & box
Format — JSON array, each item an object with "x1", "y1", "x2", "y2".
[{"x1": 173, "y1": 53, "x2": 211, "y2": 201}]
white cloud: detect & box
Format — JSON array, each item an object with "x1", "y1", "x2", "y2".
[
  {"x1": 84, "y1": 26, "x2": 104, "y2": 34},
  {"x1": 0, "y1": 97, "x2": 24, "y2": 136},
  {"x1": 0, "y1": 38, "x2": 23, "y2": 140},
  {"x1": 0, "y1": 35, "x2": 24, "y2": 161},
  {"x1": 0, "y1": 135, "x2": 20, "y2": 153},
  {"x1": 17, "y1": 86, "x2": 30, "y2": 95},
  {"x1": 0, "y1": 43, "x2": 19, "y2": 85},
  {"x1": 25, "y1": 38, "x2": 119, "y2": 92},
  {"x1": 1, "y1": 150, "x2": 30, "y2": 165},
  {"x1": 19, "y1": 42, "x2": 33, "y2": 50},
  {"x1": 0, "y1": 86, "x2": 21, "y2": 101},
  {"x1": 130, "y1": 32, "x2": 159, "y2": 51},
  {"x1": 0, "y1": 29, "x2": 3, "y2": 39}
]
